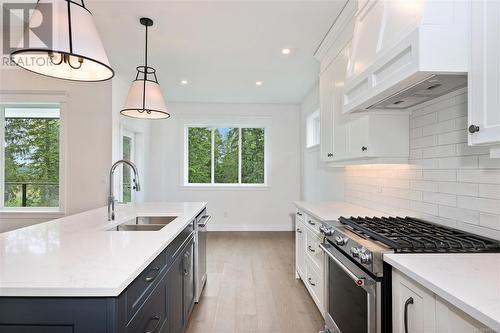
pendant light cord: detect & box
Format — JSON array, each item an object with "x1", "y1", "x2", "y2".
[{"x1": 142, "y1": 23, "x2": 148, "y2": 113}]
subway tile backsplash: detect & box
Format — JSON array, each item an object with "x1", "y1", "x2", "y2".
[{"x1": 345, "y1": 90, "x2": 500, "y2": 240}]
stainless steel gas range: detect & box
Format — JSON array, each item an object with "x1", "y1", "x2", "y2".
[{"x1": 319, "y1": 216, "x2": 500, "y2": 333}]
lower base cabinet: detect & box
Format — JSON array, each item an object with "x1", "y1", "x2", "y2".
[
  {"x1": 0, "y1": 223, "x2": 196, "y2": 333},
  {"x1": 295, "y1": 208, "x2": 325, "y2": 315},
  {"x1": 392, "y1": 269, "x2": 492, "y2": 333},
  {"x1": 169, "y1": 238, "x2": 195, "y2": 333}
]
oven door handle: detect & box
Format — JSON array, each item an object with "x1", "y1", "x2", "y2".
[{"x1": 319, "y1": 243, "x2": 365, "y2": 287}]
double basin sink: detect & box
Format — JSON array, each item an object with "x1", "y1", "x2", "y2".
[{"x1": 107, "y1": 216, "x2": 177, "y2": 231}]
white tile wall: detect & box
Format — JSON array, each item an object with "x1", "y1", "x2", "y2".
[{"x1": 345, "y1": 91, "x2": 500, "y2": 240}]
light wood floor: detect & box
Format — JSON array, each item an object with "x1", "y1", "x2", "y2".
[{"x1": 186, "y1": 232, "x2": 324, "y2": 333}]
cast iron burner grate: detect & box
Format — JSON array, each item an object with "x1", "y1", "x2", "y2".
[{"x1": 338, "y1": 216, "x2": 500, "y2": 253}]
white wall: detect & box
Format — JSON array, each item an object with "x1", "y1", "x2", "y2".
[
  {"x1": 111, "y1": 73, "x2": 151, "y2": 204},
  {"x1": 0, "y1": 68, "x2": 112, "y2": 232},
  {"x1": 300, "y1": 83, "x2": 344, "y2": 201},
  {"x1": 345, "y1": 90, "x2": 500, "y2": 240},
  {"x1": 145, "y1": 102, "x2": 301, "y2": 231}
]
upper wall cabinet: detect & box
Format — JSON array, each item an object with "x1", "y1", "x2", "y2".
[
  {"x1": 343, "y1": 0, "x2": 468, "y2": 113},
  {"x1": 316, "y1": 0, "x2": 410, "y2": 166},
  {"x1": 468, "y1": 0, "x2": 500, "y2": 153}
]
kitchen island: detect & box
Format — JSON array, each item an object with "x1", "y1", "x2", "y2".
[{"x1": 0, "y1": 202, "x2": 206, "y2": 333}]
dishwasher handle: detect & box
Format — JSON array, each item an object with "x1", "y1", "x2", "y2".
[{"x1": 198, "y1": 215, "x2": 212, "y2": 228}]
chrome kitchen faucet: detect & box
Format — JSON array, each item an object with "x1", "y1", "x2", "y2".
[{"x1": 108, "y1": 160, "x2": 141, "y2": 221}]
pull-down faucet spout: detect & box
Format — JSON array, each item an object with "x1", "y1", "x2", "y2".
[{"x1": 108, "y1": 160, "x2": 141, "y2": 221}]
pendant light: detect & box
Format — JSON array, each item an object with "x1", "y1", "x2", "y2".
[
  {"x1": 120, "y1": 17, "x2": 169, "y2": 120},
  {"x1": 10, "y1": 0, "x2": 114, "y2": 82}
]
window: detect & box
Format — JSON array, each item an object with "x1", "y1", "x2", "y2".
[
  {"x1": 186, "y1": 126, "x2": 266, "y2": 186},
  {"x1": 306, "y1": 110, "x2": 320, "y2": 148},
  {"x1": 0, "y1": 105, "x2": 61, "y2": 209},
  {"x1": 121, "y1": 131, "x2": 135, "y2": 203}
]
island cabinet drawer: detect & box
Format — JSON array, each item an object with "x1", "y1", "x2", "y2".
[
  {"x1": 126, "y1": 270, "x2": 168, "y2": 333},
  {"x1": 165, "y1": 220, "x2": 195, "y2": 266},
  {"x1": 125, "y1": 251, "x2": 168, "y2": 322}
]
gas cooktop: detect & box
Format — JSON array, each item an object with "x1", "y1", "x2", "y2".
[{"x1": 338, "y1": 216, "x2": 500, "y2": 253}]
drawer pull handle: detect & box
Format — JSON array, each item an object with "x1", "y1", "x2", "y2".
[
  {"x1": 307, "y1": 277, "x2": 316, "y2": 286},
  {"x1": 144, "y1": 315, "x2": 161, "y2": 333},
  {"x1": 308, "y1": 245, "x2": 316, "y2": 253},
  {"x1": 297, "y1": 212, "x2": 303, "y2": 216},
  {"x1": 296, "y1": 228, "x2": 302, "y2": 233},
  {"x1": 404, "y1": 297, "x2": 414, "y2": 333},
  {"x1": 144, "y1": 267, "x2": 160, "y2": 283},
  {"x1": 308, "y1": 220, "x2": 316, "y2": 226},
  {"x1": 183, "y1": 252, "x2": 191, "y2": 276}
]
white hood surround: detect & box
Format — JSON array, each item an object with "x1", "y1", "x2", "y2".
[{"x1": 343, "y1": 0, "x2": 468, "y2": 113}]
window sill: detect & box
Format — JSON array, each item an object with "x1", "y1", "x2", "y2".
[
  {"x1": 306, "y1": 144, "x2": 320, "y2": 151},
  {"x1": 179, "y1": 184, "x2": 270, "y2": 191},
  {"x1": 0, "y1": 209, "x2": 65, "y2": 220}
]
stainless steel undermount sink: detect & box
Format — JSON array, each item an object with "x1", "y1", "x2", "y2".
[
  {"x1": 136, "y1": 216, "x2": 177, "y2": 225},
  {"x1": 107, "y1": 216, "x2": 178, "y2": 231}
]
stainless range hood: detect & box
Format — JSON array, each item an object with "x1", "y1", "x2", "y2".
[{"x1": 368, "y1": 74, "x2": 467, "y2": 110}]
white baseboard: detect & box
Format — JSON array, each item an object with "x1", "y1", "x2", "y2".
[{"x1": 207, "y1": 224, "x2": 294, "y2": 232}]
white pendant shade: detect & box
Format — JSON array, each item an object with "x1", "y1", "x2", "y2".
[
  {"x1": 121, "y1": 80, "x2": 170, "y2": 119},
  {"x1": 10, "y1": 0, "x2": 114, "y2": 82}
]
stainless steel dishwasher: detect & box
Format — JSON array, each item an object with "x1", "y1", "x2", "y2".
[{"x1": 194, "y1": 210, "x2": 211, "y2": 303}]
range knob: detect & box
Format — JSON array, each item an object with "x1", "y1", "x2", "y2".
[
  {"x1": 319, "y1": 225, "x2": 335, "y2": 236},
  {"x1": 335, "y1": 236, "x2": 348, "y2": 246},
  {"x1": 350, "y1": 247, "x2": 361, "y2": 257},
  {"x1": 359, "y1": 251, "x2": 372, "y2": 264}
]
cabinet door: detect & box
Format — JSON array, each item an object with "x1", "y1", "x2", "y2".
[
  {"x1": 295, "y1": 219, "x2": 306, "y2": 279},
  {"x1": 320, "y1": 62, "x2": 335, "y2": 161},
  {"x1": 332, "y1": 45, "x2": 351, "y2": 160},
  {"x1": 168, "y1": 253, "x2": 184, "y2": 333},
  {"x1": 469, "y1": 0, "x2": 500, "y2": 146},
  {"x1": 347, "y1": 115, "x2": 370, "y2": 159},
  {"x1": 183, "y1": 240, "x2": 195, "y2": 323},
  {"x1": 392, "y1": 270, "x2": 436, "y2": 333},
  {"x1": 435, "y1": 296, "x2": 491, "y2": 333}
]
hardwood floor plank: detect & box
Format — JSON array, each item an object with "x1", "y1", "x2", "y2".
[{"x1": 186, "y1": 232, "x2": 324, "y2": 333}]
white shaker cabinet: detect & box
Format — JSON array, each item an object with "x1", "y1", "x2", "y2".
[
  {"x1": 294, "y1": 208, "x2": 325, "y2": 316},
  {"x1": 319, "y1": 61, "x2": 336, "y2": 162},
  {"x1": 393, "y1": 269, "x2": 492, "y2": 333},
  {"x1": 319, "y1": 45, "x2": 350, "y2": 162},
  {"x1": 392, "y1": 269, "x2": 436, "y2": 333},
  {"x1": 468, "y1": 0, "x2": 500, "y2": 150},
  {"x1": 295, "y1": 211, "x2": 306, "y2": 279}
]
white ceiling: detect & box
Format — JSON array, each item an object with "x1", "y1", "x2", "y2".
[{"x1": 87, "y1": 0, "x2": 346, "y2": 104}]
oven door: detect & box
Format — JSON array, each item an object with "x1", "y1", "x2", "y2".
[{"x1": 320, "y1": 242, "x2": 381, "y2": 333}]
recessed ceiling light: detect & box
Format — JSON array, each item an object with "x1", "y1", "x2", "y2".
[
  {"x1": 281, "y1": 48, "x2": 291, "y2": 55},
  {"x1": 255, "y1": 81, "x2": 263, "y2": 86},
  {"x1": 181, "y1": 80, "x2": 188, "y2": 85}
]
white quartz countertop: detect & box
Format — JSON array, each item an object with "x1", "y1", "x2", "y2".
[
  {"x1": 385, "y1": 253, "x2": 500, "y2": 331},
  {"x1": 0, "y1": 202, "x2": 206, "y2": 297},
  {"x1": 294, "y1": 201, "x2": 386, "y2": 222}
]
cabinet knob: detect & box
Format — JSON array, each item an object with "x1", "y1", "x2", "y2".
[
  {"x1": 327, "y1": 153, "x2": 333, "y2": 157},
  {"x1": 362, "y1": 146, "x2": 368, "y2": 152},
  {"x1": 468, "y1": 125, "x2": 480, "y2": 134}
]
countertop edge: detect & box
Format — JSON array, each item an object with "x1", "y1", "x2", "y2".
[
  {"x1": 384, "y1": 255, "x2": 500, "y2": 331},
  {"x1": 294, "y1": 201, "x2": 333, "y2": 222},
  {"x1": 0, "y1": 202, "x2": 207, "y2": 298}
]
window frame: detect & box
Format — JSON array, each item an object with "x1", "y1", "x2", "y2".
[
  {"x1": 182, "y1": 117, "x2": 270, "y2": 188},
  {"x1": 306, "y1": 109, "x2": 321, "y2": 149},
  {"x1": 120, "y1": 129, "x2": 136, "y2": 203},
  {"x1": 0, "y1": 93, "x2": 67, "y2": 216}
]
